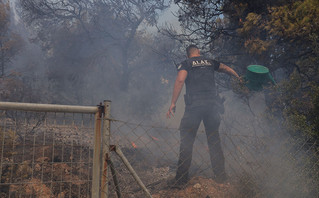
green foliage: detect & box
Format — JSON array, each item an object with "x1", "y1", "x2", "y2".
[
  {"x1": 175, "y1": 0, "x2": 319, "y2": 142},
  {"x1": 237, "y1": 13, "x2": 273, "y2": 55},
  {"x1": 268, "y1": 71, "x2": 319, "y2": 140},
  {"x1": 233, "y1": 0, "x2": 319, "y2": 142},
  {"x1": 265, "y1": 0, "x2": 319, "y2": 40}
]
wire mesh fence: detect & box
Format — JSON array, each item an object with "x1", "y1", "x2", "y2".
[
  {"x1": 0, "y1": 103, "x2": 100, "y2": 198},
  {"x1": 0, "y1": 99, "x2": 318, "y2": 198},
  {"x1": 107, "y1": 94, "x2": 319, "y2": 198},
  {"x1": 108, "y1": 119, "x2": 319, "y2": 198}
]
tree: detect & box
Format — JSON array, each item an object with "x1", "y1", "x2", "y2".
[
  {"x1": 173, "y1": 0, "x2": 319, "y2": 140},
  {"x1": 0, "y1": 0, "x2": 23, "y2": 77},
  {"x1": 18, "y1": 0, "x2": 170, "y2": 90},
  {"x1": 254, "y1": 0, "x2": 319, "y2": 139},
  {"x1": 17, "y1": 0, "x2": 182, "y2": 118}
]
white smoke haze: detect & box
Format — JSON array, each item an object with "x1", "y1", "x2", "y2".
[
  {"x1": 4, "y1": 1, "x2": 318, "y2": 197},
  {"x1": 152, "y1": 89, "x2": 318, "y2": 197},
  {"x1": 218, "y1": 91, "x2": 316, "y2": 197}
]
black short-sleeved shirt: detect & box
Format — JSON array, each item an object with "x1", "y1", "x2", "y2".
[{"x1": 177, "y1": 56, "x2": 220, "y2": 96}]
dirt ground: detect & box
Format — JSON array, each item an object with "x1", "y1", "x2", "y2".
[{"x1": 152, "y1": 176, "x2": 236, "y2": 198}]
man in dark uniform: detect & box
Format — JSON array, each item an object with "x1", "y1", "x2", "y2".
[{"x1": 166, "y1": 45, "x2": 240, "y2": 186}]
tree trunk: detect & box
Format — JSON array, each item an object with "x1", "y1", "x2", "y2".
[
  {"x1": 119, "y1": 17, "x2": 144, "y2": 91},
  {"x1": 0, "y1": 41, "x2": 4, "y2": 77}
]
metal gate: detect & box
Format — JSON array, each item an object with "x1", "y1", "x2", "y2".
[{"x1": 0, "y1": 101, "x2": 109, "y2": 197}]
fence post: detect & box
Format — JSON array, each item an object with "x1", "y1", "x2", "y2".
[
  {"x1": 92, "y1": 109, "x2": 103, "y2": 198},
  {"x1": 101, "y1": 100, "x2": 111, "y2": 198}
]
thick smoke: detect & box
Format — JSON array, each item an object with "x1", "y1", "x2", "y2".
[
  {"x1": 10, "y1": 0, "x2": 180, "y2": 121},
  {"x1": 6, "y1": 1, "x2": 318, "y2": 197},
  {"x1": 219, "y1": 91, "x2": 316, "y2": 197}
]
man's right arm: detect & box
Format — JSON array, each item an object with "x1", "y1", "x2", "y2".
[
  {"x1": 218, "y1": 63, "x2": 240, "y2": 79},
  {"x1": 166, "y1": 70, "x2": 188, "y2": 118}
]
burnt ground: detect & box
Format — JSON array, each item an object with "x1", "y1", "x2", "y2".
[
  {"x1": 0, "y1": 123, "x2": 93, "y2": 198},
  {"x1": 152, "y1": 176, "x2": 235, "y2": 198},
  {"x1": 1, "y1": 139, "x2": 242, "y2": 198},
  {"x1": 107, "y1": 147, "x2": 247, "y2": 198},
  {"x1": 0, "y1": 120, "x2": 271, "y2": 198}
]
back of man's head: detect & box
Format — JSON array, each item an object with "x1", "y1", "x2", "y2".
[{"x1": 186, "y1": 45, "x2": 200, "y2": 57}]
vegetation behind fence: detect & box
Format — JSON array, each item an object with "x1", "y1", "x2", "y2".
[{"x1": 0, "y1": 101, "x2": 318, "y2": 198}]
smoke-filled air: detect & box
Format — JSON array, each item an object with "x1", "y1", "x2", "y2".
[{"x1": 0, "y1": 0, "x2": 318, "y2": 197}]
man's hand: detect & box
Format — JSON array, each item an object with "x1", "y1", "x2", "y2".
[
  {"x1": 218, "y1": 63, "x2": 240, "y2": 80},
  {"x1": 232, "y1": 76, "x2": 250, "y2": 96},
  {"x1": 238, "y1": 76, "x2": 245, "y2": 84},
  {"x1": 166, "y1": 104, "x2": 176, "y2": 119},
  {"x1": 232, "y1": 76, "x2": 244, "y2": 85}
]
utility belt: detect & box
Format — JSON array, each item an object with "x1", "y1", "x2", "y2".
[{"x1": 184, "y1": 92, "x2": 225, "y2": 113}]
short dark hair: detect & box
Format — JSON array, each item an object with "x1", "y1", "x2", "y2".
[{"x1": 186, "y1": 45, "x2": 199, "y2": 57}]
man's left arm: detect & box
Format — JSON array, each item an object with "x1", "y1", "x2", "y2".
[{"x1": 218, "y1": 63, "x2": 240, "y2": 79}]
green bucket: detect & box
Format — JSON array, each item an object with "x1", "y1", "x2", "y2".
[{"x1": 245, "y1": 65, "x2": 276, "y2": 91}]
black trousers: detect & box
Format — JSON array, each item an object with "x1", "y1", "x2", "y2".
[{"x1": 175, "y1": 102, "x2": 225, "y2": 182}]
